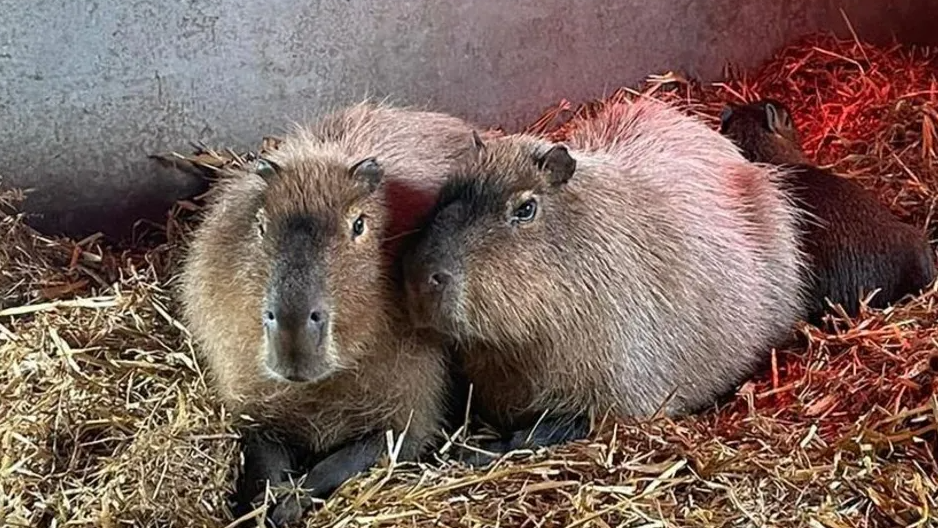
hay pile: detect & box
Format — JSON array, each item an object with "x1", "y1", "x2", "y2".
[
  {"x1": 3, "y1": 32, "x2": 937, "y2": 527},
  {"x1": 0, "y1": 188, "x2": 237, "y2": 526}
]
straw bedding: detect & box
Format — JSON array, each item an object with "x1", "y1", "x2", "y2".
[{"x1": 2, "y1": 32, "x2": 937, "y2": 527}]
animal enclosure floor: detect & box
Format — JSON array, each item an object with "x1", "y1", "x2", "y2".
[{"x1": 2, "y1": 32, "x2": 937, "y2": 528}]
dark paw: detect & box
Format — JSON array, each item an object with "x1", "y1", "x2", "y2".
[
  {"x1": 266, "y1": 493, "x2": 315, "y2": 527},
  {"x1": 228, "y1": 489, "x2": 317, "y2": 528},
  {"x1": 450, "y1": 415, "x2": 589, "y2": 468},
  {"x1": 228, "y1": 492, "x2": 271, "y2": 527}
]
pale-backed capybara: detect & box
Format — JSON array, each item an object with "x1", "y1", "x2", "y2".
[
  {"x1": 400, "y1": 99, "x2": 810, "y2": 463},
  {"x1": 720, "y1": 98, "x2": 935, "y2": 323},
  {"x1": 180, "y1": 101, "x2": 480, "y2": 525}
]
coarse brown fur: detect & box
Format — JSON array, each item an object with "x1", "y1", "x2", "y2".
[
  {"x1": 720, "y1": 99, "x2": 936, "y2": 322},
  {"x1": 402, "y1": 99, "x2": 810, "y2": 447},
  {"x1": 179, "y1": 100, "x2": 478, "y2": 523},
  {"x1": 277, "y1": 100, "x2": 487, "y2": 254}
]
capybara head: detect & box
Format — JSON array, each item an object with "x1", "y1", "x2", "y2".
[
  {"x1": 247, "y1": 154, "x2": 390, "y2": 383},
  {"x1": 402, "y1": 135, "x2": 578, "y2": 343},
  {"x1": 719, "y1": 99, "x2": 809, "y2": 165}
]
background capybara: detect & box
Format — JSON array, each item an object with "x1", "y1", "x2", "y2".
[
  {"x1": 720, "y1": 98, "x2": 936, "y2": 323},
  {"x1": 401, "y1": 99, "x2": 810, "y2": 463},
  {"x1": 179, "y1": 101, "x2": 479, "y2": 525}
]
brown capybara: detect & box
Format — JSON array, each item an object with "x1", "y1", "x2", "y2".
[
  {"x1": 179, "y1": 101, "x2": 480, "y2": 526},
  {"x1": 719, "y1": 98, "x2": 935, "y2": 323},
  {"x1": 400, "y1": 99, "x2": 810, "y2": 463}
]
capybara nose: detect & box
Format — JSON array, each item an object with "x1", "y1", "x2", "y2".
[
  {"x1": 307, "y1": 305, "x2": 328, "y2": 331},
  {"x1": 263, "y1": 301, "x2": 329, "y2": 334},
  {"x1": 263, "y1": 297, "x2": 332, "y2": 382},
  {"x1": 427, "y1": 271, "x2": 453, "y2": 292}
]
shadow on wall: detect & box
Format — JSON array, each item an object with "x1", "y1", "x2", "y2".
[{"x1": 12, "y1": 162, "x2": 209, "y2": 241}]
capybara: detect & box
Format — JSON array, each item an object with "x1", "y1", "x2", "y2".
[
  {"x1": 720, "y1": 98, "x2": 935, "y2": 323},
  {"x1": 401, "y1": 99, "x2": 810, "y2": 463},
  {"x1": 180, "y1": 101, "x2": 480, "y2": 525}
]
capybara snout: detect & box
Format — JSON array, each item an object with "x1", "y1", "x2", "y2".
[
  {"x1": 257, "y1": 203, "x2": 341, "y2": 383},
  {"x1": 262, "y1": 286, "x2": 333, "y2": 383},
  {"x1": 403, "y1": 225, "x2": 468, "y2": 333}
]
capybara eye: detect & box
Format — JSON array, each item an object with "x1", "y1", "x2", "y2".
[
  {"x1": 351, "y1": 215, "x2": 366, "y2": 238},
  {"x1": 512, "y1": 198, "x2": 538, "y2": 223}
]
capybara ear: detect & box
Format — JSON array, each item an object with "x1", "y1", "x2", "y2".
[
  {"x1": 349, "y1": 157, "x2": 383, "y2": 193},
  {"x1": 471, "y1": 130, "x2": 486, "y2": 152},
  {"x1": 535, "y1": 144, "x2": 576, "y2": 187},
  {"x1": 254, "y1": 158, "x2": 281, "y2": 180},
  {"x1": 718, "y1": 105, "x2": 734, "y2": 132},
  {"x1": 764, "y1": 101, "x2": 794, "y2": 136}
]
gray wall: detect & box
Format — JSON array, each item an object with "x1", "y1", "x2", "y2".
[{"x1": 1, "y1": 0, "x2": 936, "y2": 238}]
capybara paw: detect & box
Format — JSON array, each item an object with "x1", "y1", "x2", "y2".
[{"x1": 265, "y1": 493, "x2": 314, "y2": 527}]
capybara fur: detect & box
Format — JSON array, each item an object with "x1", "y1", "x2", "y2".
[
  {"x1": 720, "y1": 98, "x2": 936, "y2": 323},
  {"x1": 179, "y1": 101, "x2": 479, "y2": 525},
  {"x1": 402, "y1": 99, "x2": 810, "y2": 461}
]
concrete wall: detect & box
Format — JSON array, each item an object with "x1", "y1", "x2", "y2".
[{"x1": 1, "y1": 0, "x2": 936, "y2": 238}]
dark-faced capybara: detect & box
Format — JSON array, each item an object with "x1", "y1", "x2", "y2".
[
  {"x1": 719, "y1": 98, "x2": 935, "y2": 323},
  {"x1": 180, "y1": 101, "x2": 480, "y2": 525},
  {"x1": 401, "y1": 99, "x2": 810, "y2": 463}
]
